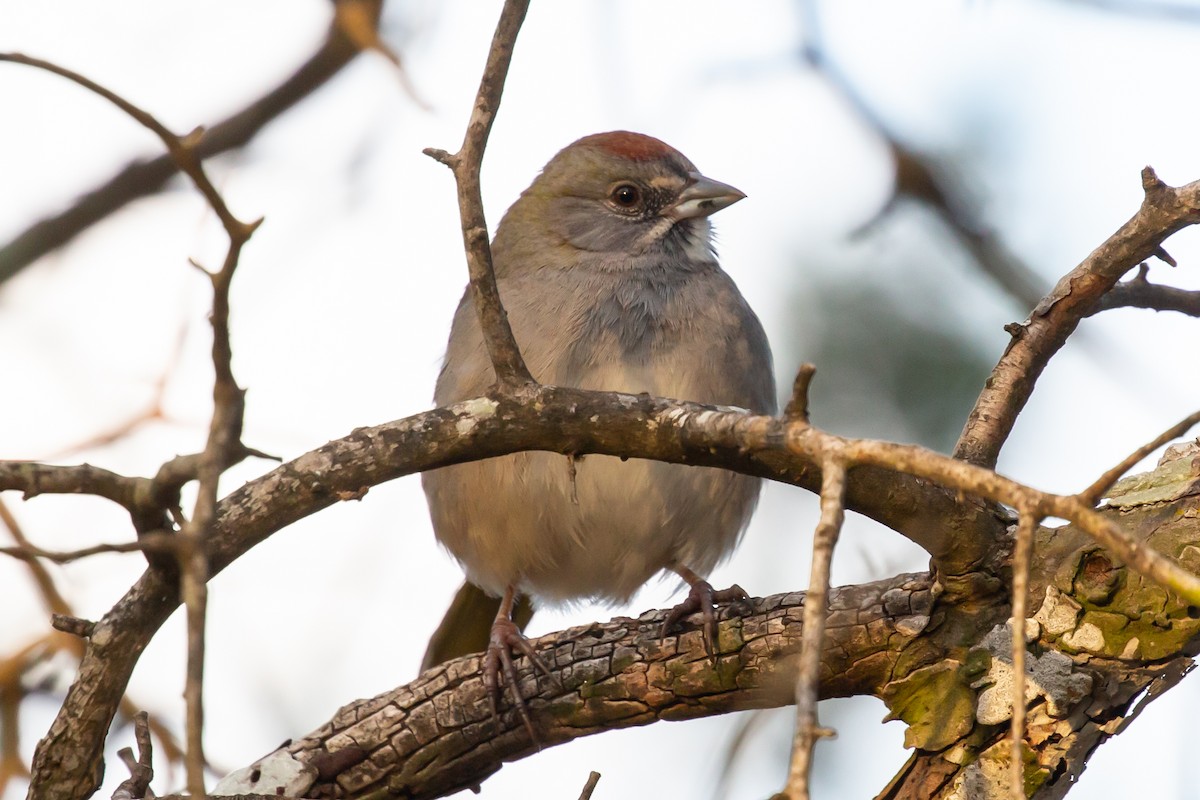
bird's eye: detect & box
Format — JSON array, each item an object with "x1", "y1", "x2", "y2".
[{"x1": 610, "y1": 183, "x2": 642, "y2": 210}]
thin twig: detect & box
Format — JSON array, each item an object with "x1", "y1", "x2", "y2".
[
  {"x1": 0, "y1": 1, "x2": 378, "y2": 285},
  {"x1": 783, "y1": 363, "x2": 817, "y2": 422},
  {"x1": 0, "y1": 461, "x2": 144, "y2": 508},
  {"x1": 0, "y1": 498, "x2": 71, "y2": 615},
  {"x1": 112, "y1": 712, "x2": 155, "y2": 800},
  {"x1": 3, "y1": 52, "x2": 261, "y2": 798},
  {"x1": 1009, "y1": 512, "x2": 1039, "y2": 800},
  {"x1": 781, "y1": 455, "x2": 846, "y2": 800},
  {"x1": 0, "y1": 532, "x2": 176, "y2": 565},
  {"x1": 1090, "y1": 271, "x2": 1200, "y2": 317},
  {"x1": 576, "y1": 771, "x2": 601, "y2": 800},
  {"x1": 817, "y1": 432, "x2": 1200, "y2": 604},
  {"x1": 422, "y1": 0, "x2": 534, "y2": 389},
  {"x1": 1079, "y1": 409, "x2": 1200, "y2": 505}
]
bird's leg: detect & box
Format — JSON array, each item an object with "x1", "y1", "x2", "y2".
[
  {"x1": 660, "y1": 562, "x2": 751, "y2": 657},
  {"x1": 484, "y1": 584, "x2": 554, "y2": 744}
]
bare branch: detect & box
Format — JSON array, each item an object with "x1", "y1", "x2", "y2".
[
  {"x1": 1089, "y1": 267, "x2": 1200, "y2": 317},
  {"x1": 783, "y1": 363, "x2": 817, "y2": 422},
  {"x1": 112, "y1": 712, "x2": 154, "y2": 800},
  {"x1": 576, "y1": 771, "x2": 601, "y2": 800},
  {"x1": 0, "y1": 532, "x2": 176, "y2": 565},
  {"x1": 3, "y1": 51, "x2": 263, "y2": 799},
  {"x1": 284, "y1": 576, "x2": 926, "y2": 799},
  {"x1": 50, "y1": 615, "x2": 96, "y2": 639},
  {"x1": 780, "y1": 456, "x2": 846, "y2": 800},
  {"x1": 1009, "y1": 512, "x2": 1039, "y2": 800},
  {"x1": 422, "y1": 0, "x2": 534, "y2": 389},
  {"x1": 955, "y1": 168, "x2": 1200, "y2": 469},
  {"x1": 1079, "y1": 409, "x2": 1200, "y2": 506},
  {"x1": 25, "y1": 382, "x2": 1198, "y2": 798},
  {"x1": 0, "y1": 2, "x2": 378, "y2": 285},
  {"x1": 0, "y1": 462, "x2": 144, "y2": 508},
  {"x1": 0, "y1": 497, "x2": 71, "y2": 616}
]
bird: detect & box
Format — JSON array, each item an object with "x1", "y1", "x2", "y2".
[{"x1": 421, "y1": 131, "x2": 776, "y2": 737}]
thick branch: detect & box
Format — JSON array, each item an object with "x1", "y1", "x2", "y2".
[
  {"x1": 278, "y1": 575, "x2": 932, "y2": 799},
  {"x1": 27, "y1": 384, "x2": 1195, "y2": 799},
  {"x1": 954, "y1": 169, "x2": 1200, "y2": 468}
]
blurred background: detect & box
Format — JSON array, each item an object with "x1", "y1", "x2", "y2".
[{"x1": 3, "y1": 1, "x2": 1200, "y2": 797}]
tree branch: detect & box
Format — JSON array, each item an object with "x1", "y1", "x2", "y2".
[
  {"x1": 0, "y1": 0, "x2": 377, "y2": 285},
  {"x1": 0, "y1": 462, "x2": 143, "y2": 508},
  {"x1": 267, "y1": 575, "x2": 931, "y2": 800},
  {"x1": 6, "y1": 51, "x2": 264, "y2": 800},
  {"x1": 24, "y1": 383, "x2": 1200, "y2": 799},
  {"x1": 954, "y1": 168, "x2": 1200, "y2": 468},
  {"x1": 422, "y1": 0, "x2": 534, "y2": 389},
  {"x1": 779, "y1": 456, "x2": 846, "y2": 800},
  {"x1": 1088, "y1": 264, "x2": 1200, "y2": 317}
]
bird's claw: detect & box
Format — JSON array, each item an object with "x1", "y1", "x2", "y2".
[
  {"x1": 483, "y1": 615, "x2": 555, "y2": 746},
  {"x1": 660, "y1": 580, "x2": 750, "y2": 657}
]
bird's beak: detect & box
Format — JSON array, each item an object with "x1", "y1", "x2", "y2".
[{"x1": 663, "y1": 172, "x2": 746, "y2": 221}]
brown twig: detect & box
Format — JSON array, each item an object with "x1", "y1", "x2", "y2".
[
  {"x1": 783, "y1": 363, "x2": 817, "y2": 422},
  {"x1": 0, "y1": 504, "x2": 184, "y2": 798},
  {"x1": 0, "y1": 532, "x2": 176, "y2": 565},
  {"x1": 113, "y1": 712, "x2": 154, "y2": 800},
  {"x1": 0, "y1": 498, "x2": 71, "y2": 616},
  {"x1": 1089, "y1": 264, "x2": 1200, "y2": 317},
  {"x1": 815, "y1": 431, "x2": 1200, "y2": 603},
  {"x1": 0, "y1": 462, "x2": 144, "y2": 508},
  {"x1": 576, "y1": 771, "x2": 601, "y2": 800},
  {"x1": 1079, "y1": 409, "x2": 1200, "y2": 506},
  {"x1": 422, "y1": 0, "x2": 534, "y2": 389},
  {"x1": 954, "y1": 168, "x2": 1200, "y2": 469},
  {"x1": 779, "y1": 455, "x2": 846, "y2": 800},
  {"x1": 22, "y1": 379, "x2": 1200, "y2": 798},
  {"x1": 1009, "y1": 512, "x2": 1039, "y2": 800},
  {"x1": 3, "y1": 52, "x2": 261, "y2": 798},
  {"x1": 0, "y1": 1, "x2": 380, "y2": 285}
]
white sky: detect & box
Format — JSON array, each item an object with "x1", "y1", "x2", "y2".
[{"x1": 3, "y1": 1, "x2": 1200, "y2": 798}]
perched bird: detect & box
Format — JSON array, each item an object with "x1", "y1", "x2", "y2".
[{"x1": 422, "y1": 131, "x2": 775, "y2": 734}]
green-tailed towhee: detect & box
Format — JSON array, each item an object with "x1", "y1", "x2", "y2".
[{"x1": 422, "y1": 131, "x2": 776, "y2": 734}]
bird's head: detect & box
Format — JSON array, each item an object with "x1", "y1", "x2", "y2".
[{"x1": 494, "y1": 131, "x2": 745, "y2": 273}]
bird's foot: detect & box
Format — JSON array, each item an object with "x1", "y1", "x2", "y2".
[
  {"x1": 483, "y1": 613, "x2": 555, "y2": 745},
  {"x1": 660, "y1": 577, "x2": 751, "y2": 657}
]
